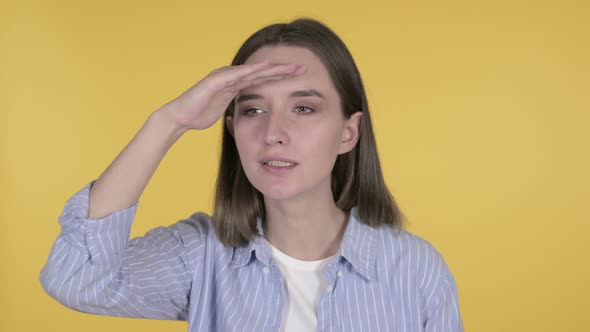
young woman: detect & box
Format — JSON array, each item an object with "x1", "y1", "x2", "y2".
[{"x1": 40, "y1": 19, "x2": 463, "y2": 331}]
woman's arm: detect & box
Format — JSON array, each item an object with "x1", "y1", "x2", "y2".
[
  {"x1": 39, "y1": 61, "x2": 305, "y2": 319},
  {"x1": 87, "y1": 60, "x2": 303, "y2": 219},
  {"x1": 40, "y1": 180, "x2": 205, "y2": 319},
  {"x1": 88, "y1": 105, "x2": 185, "y2": 219},
  {"x1": 421, "y1": 246, "x2": 464, "y2": 331}
]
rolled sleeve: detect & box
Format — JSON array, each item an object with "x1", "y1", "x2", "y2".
[
  {"x1": 58, "y1": 180, "x2": 138, "y2": 266},
  {"x1": 40, "y1": 180, "x2": 198, "y2": 320}
]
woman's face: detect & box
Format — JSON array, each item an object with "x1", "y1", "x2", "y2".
[{"x1": 227, "y1": 45, "x2": 361, "y2": 202}]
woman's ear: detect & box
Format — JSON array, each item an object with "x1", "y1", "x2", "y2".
[
  {"x1": 226, "y1": 115, "x2": 234, "y2": 137},
  {"x1": 338, "y1": 111, "x2": 363, "y2": 154}
]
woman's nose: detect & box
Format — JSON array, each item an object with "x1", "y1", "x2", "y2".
[{"x1": 263, "y1": 112, "x2": 290, "y2": 146}]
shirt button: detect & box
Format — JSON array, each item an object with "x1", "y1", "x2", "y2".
[
  {"x1": 327, "y1": 284, "x2": 334, "y2": 293},
  {"x1": 337, "y1": 271, "x2": 342, "y2": 277},
  {"x1": 263, "y1": 266, "x2": 270, "y2": 274}
]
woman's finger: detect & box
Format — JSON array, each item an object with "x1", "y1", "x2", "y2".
[
  {"x1": 219, "y1": 60, "x2": 273, "y2": 82},
  {"x1": 231, "y1": 70, "x2": 304, "y2": 91},
  {"x1": 238, "y1": 63, "x2": 302, "y2": 82},
  {"x1": 218, "y1": 63, "x2": 300, "y2": 88},
  {"x1": 224, "y1": 64, "x2": 305, "y2": 90}
]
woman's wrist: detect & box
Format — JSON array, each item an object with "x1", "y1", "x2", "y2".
[{"x1": 151, "y1": 102, "x2": 189, "y2": 143}]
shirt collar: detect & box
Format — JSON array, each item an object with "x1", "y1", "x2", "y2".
[
  {"x1": 230, "y1": 216, "x2": 272, "y2": 268},
  {"x1": 230, "y1": 206, "x2": 377, "y2": 281},
  {"x1": 337, "y1": 206, "x2": 377, "y2": 281}
]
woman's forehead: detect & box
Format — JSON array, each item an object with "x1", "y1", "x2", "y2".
[
  {"x1": 245, "y1": 46, "x2": 328, "y2": 74},
  {"x1": 241, "y1": 46, "x2": 337, "y2": 96}
]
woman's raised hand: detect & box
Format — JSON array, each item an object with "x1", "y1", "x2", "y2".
[
  {"x1": 85, "y1": 61, "x2": 304, "y2": 219},
  {"x1": 164, "y1": 61, "x2": 305, "y2": 131}
]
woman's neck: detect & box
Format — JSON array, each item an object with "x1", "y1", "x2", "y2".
[{"x1": 262, "y1": 192, "x2": 349, "y2": 261}]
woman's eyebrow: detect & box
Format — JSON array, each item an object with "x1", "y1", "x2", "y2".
[{"x1": 236, "y1": 89, "x2": 325, "y2": 104}]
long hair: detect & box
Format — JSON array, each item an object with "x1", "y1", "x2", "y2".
[{"x1": 213, "y1": 18, "x2": 405, "y2": 247}]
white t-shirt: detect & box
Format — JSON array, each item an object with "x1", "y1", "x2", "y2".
[{"x1": 269, "y1": 243, "x2": 336, "y2": 332}]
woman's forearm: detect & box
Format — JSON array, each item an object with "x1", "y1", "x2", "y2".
[{"x1": 88, "y1": 104, "x2": 186, "y2": 219}]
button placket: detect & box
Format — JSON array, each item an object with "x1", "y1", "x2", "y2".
[
  {"x1": 326, "y1": 284, "x2": 334, "y2": 293},
  {"x1": 326, "y1": 271, "x2": 343, "y2": 294}
]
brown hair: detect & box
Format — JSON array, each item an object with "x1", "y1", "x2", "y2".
[{"x1": 213, "y1": 18, "x2": 405, "y2": 247}]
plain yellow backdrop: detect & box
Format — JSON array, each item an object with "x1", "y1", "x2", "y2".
[{"x1": 2, "y1": 0, "x2": 589, "y2": 331}]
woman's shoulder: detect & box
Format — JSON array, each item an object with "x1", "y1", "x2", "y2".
[
  {"x1": 377, "y1": 225, "x2": 453, "y2": 279},
  {"x1": 165, "y1": 211, "x2": 218, "y2": 242},
  {"x1": 145, "y1": 211, "x2": 234, "y2": 263},
  {"x1": 350, "y1": 207, "x2": 450, "y2": 273},
  {"x1": 378, "y1": 225, "x2": 442, "y2": 255},
  {"x1": 139, "y1": 211, "x2": 226, "y2": 255}
]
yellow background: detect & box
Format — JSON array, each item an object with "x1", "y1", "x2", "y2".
[{"x1": 1, "y1": 0, "x2": 589, "y2": 331}]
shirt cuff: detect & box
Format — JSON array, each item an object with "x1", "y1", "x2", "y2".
[{"x1": 58, "y1": 179, "x2": 139, "y2": 266}]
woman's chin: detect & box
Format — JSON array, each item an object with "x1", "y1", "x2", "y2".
[{"x1": 256, "y1": 185, "x2": 301, "y2": 202}]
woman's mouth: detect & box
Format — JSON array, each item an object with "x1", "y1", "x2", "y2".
[
  {"x1": 261, "y1": 160, "x2": 298, "y2": 173},
  {"x1": 264, "y1": 160, "x2": 296, "y2": 167}
]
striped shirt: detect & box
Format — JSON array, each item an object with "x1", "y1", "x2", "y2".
[{"x1": 40, "y1": 180, "x2": 464, "y2": 331}]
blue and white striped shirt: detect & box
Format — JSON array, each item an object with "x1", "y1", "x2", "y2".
[{"x1": 40, "y1": 180, "x2": 464, "y2": 331}]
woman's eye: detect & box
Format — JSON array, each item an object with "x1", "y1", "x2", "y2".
[
  {"x1": 244, "y1": 108, "x2": 263, "y2": 115},
  {"x1": 242, "y1": 105, "x2": 314, "y2": 116},
  {"x1": 294, "y1": 105, "x2": 314, "y2": 113}
]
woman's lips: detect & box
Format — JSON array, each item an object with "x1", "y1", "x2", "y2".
[
  {"x1": 263, "y1": 160, "x2": 297, "y2": 166},
  {"x1": 261, "y1": 161, "x2": 298, "y2": 174}
]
